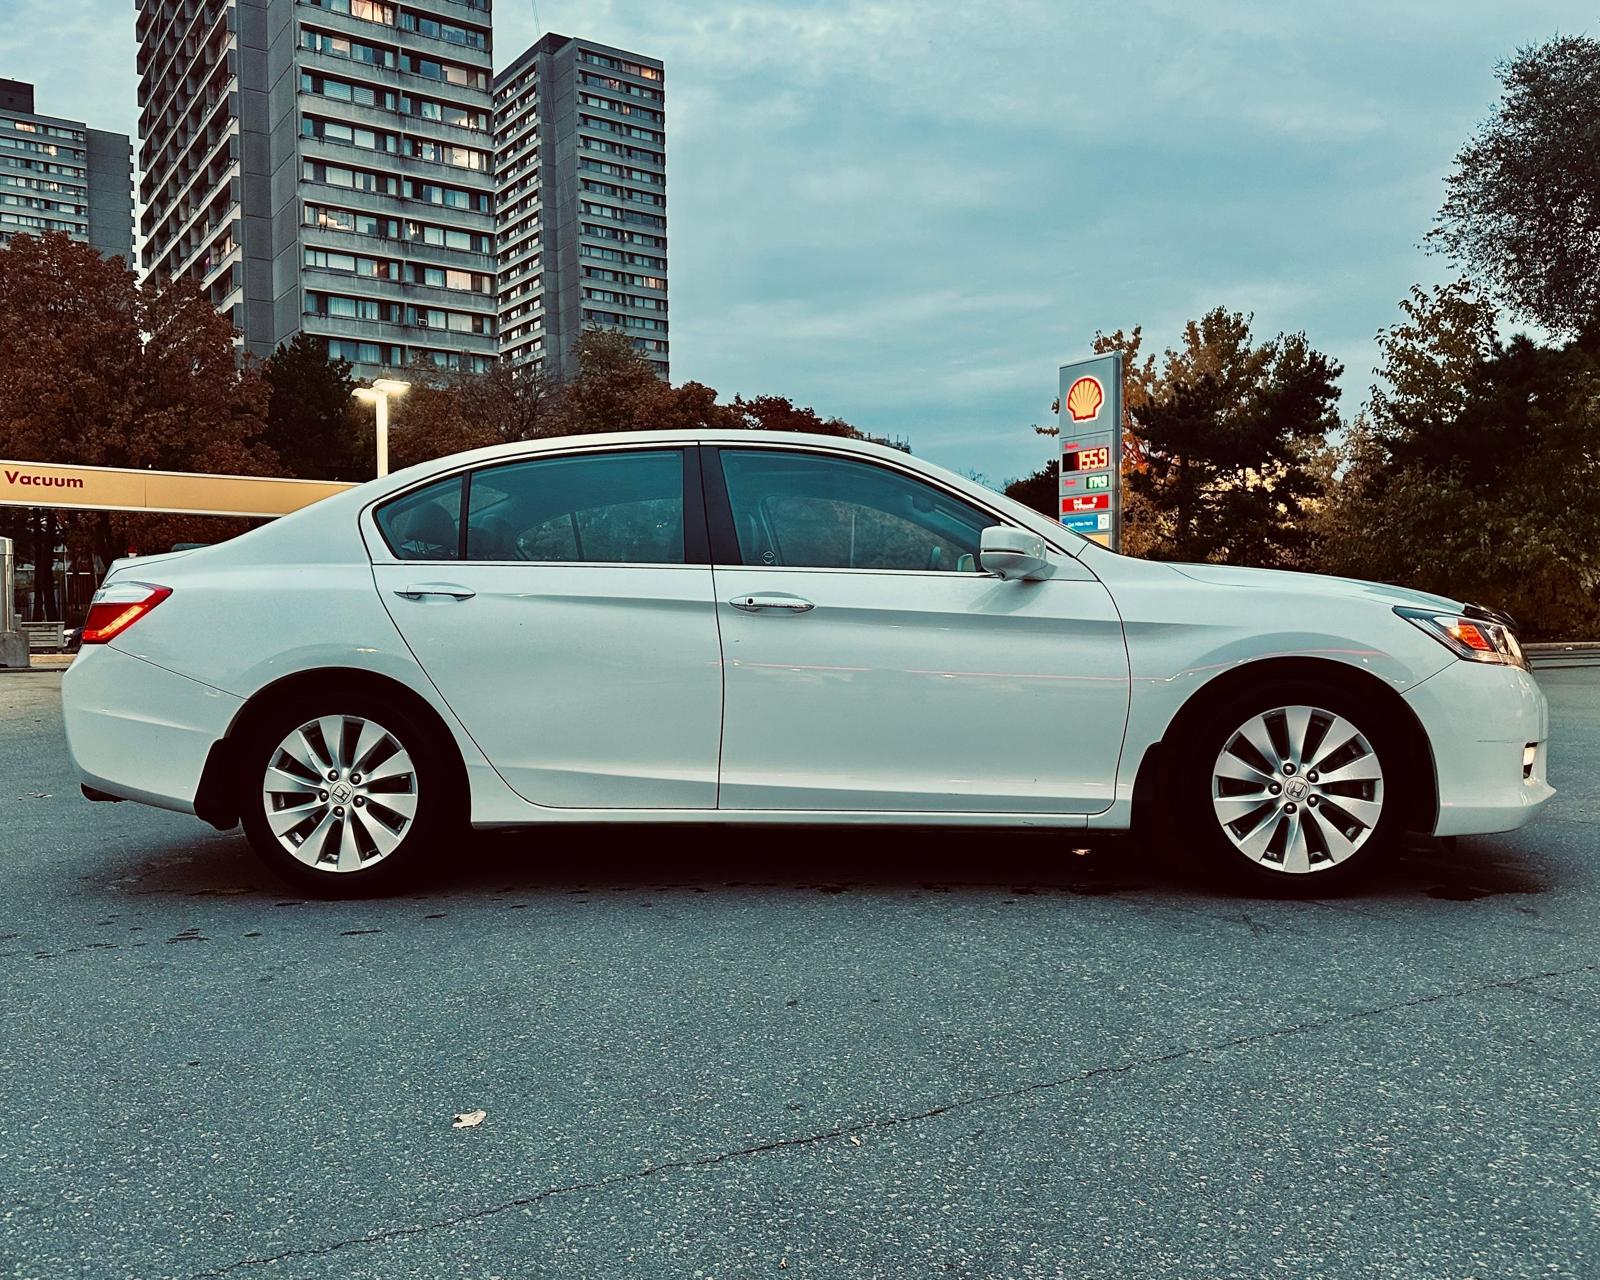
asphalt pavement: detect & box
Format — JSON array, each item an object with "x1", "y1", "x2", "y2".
[{"x1": 2, "y1": 668, "x2": 1597, "y2": 1280}]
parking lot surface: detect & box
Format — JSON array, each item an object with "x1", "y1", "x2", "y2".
[{"x1": 2, "y1": 669, "x2": 1597, "y2": 1279}]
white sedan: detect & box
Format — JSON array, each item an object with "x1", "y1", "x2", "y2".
[{"x1": 62, "y1": 429, "x2": 1552, "y2": 893}]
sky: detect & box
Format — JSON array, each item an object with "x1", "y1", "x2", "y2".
[{"x1": 0, "y1": 0, "x2": 1592, "y2": 483}]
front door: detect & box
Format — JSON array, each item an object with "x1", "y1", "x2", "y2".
[
  {"x1": 369, "y1": 446, "x2": 722, "y2": 810},
  {"x1": 706, "y1": 446, "x2": 1129, "y2": 814}
]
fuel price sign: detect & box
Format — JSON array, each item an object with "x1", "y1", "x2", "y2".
[
  {"x1": 1063, "y1": 445, "x2": 1111, "y2": 473},
  {"x1": 1056, "y1": 351, "x2": 1123, "y2": 550}
]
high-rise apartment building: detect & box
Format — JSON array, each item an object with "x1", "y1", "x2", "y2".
[
  {"x1": 494, "y1": 34, "x2": 667, "y2": 379},
  {"x1": 0, "y1": 80, "x2": 133, "y2": 262},
  {"x1": 136, "y1": 0, "x2": 498, "y2": 378}
]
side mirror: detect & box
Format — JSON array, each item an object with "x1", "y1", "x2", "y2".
[{"x1": 980, "y1": 526, "x2": 1050, "y2": 580}]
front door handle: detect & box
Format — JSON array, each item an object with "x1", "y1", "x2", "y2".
[
  {"x1": 730, "y1": 593, "x2": 814, "y2": 614},
  {"x1": 395, "y1": 583, "x2": 476, "y2": 601}
]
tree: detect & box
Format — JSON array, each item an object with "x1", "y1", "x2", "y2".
[
  {"x1": 731, "y1": 394, "x2": 844, "y2": 437},
  {"x1": 1004, "y1": 458, "x2": 1058, "y2": 519},
  {"x1": 650, "y1": 380, "x2": 741, "y2": 432},
  {"x1": 1432, "y1": 35, "x2": 1600, "y2": 335},
  {"x1": 1320, "y1": 282, "x2": 1600, "y2": 636},
  {"x1": 378, "y1": 326, "x2": 895, "y2": 470},
  {"x1": 555, "y1": 328, "x2": 674, "y2": 435},
  {"x1": 386, "y1": 356, "x2": 565, "y2": 471},
  {"x1": 261, "y1": 334, "x2": 360, "y2": 481},
  {"x1": 0, "y1": 232, "x2": 275, "y2": 612},
  {"x1": 1127, "y1": 309, "x2": 1340, "y2": 566},
  {"x1": 455, "y1": 358, "x2": 561, "y2": 444}
]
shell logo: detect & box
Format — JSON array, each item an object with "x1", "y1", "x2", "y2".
[{"x1": 1065, "y1": 376, "x2": 1105, "y2": 423}]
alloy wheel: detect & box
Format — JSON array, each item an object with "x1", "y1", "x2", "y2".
[
  {"x1": 260, "y1": 715, "x2": 419, "y2": 873},
  {"x1": 1211, "y1": 704, "x2": 1384, "y2": 874}
]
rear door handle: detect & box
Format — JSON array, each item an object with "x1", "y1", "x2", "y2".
[
  {"x1": 395, "y1": 583, "x2": 476, "y2": 601},
  {"x1": 730, "y1": 593, "x2": 814, "y2": 614}
]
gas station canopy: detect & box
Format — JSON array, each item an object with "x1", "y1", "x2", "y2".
[{"x1": 0, "y1": 460, "x2": 355, "y2": 519}]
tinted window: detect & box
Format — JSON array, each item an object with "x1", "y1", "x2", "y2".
[
  {"x1": 375, "y1": 475, "x2": 462, "y2": 560},
  {"x1": 718, "y1": 450, "x2": 990, "y2": 572},
  {"x1": 466, "y1": 449, "x2": 684, "y2": 563}
]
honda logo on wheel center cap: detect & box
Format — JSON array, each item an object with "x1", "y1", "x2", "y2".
[
  {"x1": 332, "y1": 783, "x2": 352, "y2": 803},
  {"x1": 1287, "y1": 779, "x2": 1308, "y2": 799}
]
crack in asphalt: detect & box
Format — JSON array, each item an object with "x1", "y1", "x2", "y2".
[{"x1": 184, "y1": 959, "x2": 1600, "y2": 1278}]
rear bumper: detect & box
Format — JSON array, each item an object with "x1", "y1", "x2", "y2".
[
  {"x1": 61, "y1": 645, "x2": 242, "y2": 816},
  {"x1": 1402, "y1": 659, "x2": 1554, "y2": 836}
]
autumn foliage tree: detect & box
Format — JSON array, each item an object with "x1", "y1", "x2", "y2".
[
  {"x1": 0, "y1": 232, "x2": 275, "y2": 614},
  {"x1": 385, "y1": 328, "x2": 884, "y2": 469}
]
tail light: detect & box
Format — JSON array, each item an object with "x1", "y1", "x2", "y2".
[{"x1": 81, "y1": 582, "x2": 172, "y2": 645}]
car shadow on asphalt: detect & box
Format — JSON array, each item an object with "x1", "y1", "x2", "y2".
[{"x1": 107, "y1": 822, "x2": 1549, "y2": 907}]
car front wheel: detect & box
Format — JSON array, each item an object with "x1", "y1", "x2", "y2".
[
  {"x1": 1186, "y1": 684, "x2": 1403, "y2": 887},
  {"x1": 238, "y1": 695, "x2": 449, "y2": 895}
]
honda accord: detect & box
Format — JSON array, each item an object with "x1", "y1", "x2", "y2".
[{"x1": 61, "y1": 430, "x2": 1552, "y2": 893}]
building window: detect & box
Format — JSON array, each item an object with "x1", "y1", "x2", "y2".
[
  {"x1": 398, "y1": 10, "x2": 488, "y2": 50},
  {"x1": 299, "y1": 72, "x2": 397, "y2": 111},
  {"x1": 399, "y1": 54, "x2": 488, "y2": 91},
  {"x1": 306, "y1": 246, "x2": 398, "y2": 279},
  {"x1": 300, "y1": 27, "x2": 396, "y2": 67},
  {"x1": 303, "y1": 160, "x2": 400, "y2": 196},
  {"x1": 304, "y1": 0, "x2": 396, "y2": 25},
  {"x1": 326, "y1": 338, "x2": 403, "y2": 365}
]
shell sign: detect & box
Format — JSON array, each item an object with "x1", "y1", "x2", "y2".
[{"x1": 1065, "y1": 376, "x2": 1105, "y2": 422}]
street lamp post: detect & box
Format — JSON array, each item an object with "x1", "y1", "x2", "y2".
[{"x1": 353, "y1": 378, "x2": 412, "y2": 478}]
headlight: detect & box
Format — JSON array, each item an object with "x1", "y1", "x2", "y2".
[{"x1": 1395, "y1": 606, "x2": 1527, "y2": 669}]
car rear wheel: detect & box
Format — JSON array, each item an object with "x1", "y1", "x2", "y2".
[
  {"x1": 1184, "y1": 683, "x2": 1403, "y2": 888},
  {"x1": 238, "y1": 693, "x2": 453, "y2": 895}
]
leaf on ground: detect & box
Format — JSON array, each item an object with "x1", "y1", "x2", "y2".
[
  {"x1": 452, "y1": 1109, "x2": 487, "y2": 1129},
  {"x1": 849, "y1": 1135, "x2": 862, "y2": 1146}
]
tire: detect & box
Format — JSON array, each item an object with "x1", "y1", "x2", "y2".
[
  {"x1": 1179, "y1": 681, "x2": 1407, "y2": 891},
  {"x1": 237, "y1": 690, "x2": 459, "y2": 896}
]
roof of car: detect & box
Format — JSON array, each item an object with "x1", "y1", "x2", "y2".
[{"x1": 387, "y1": 428, "x2": 915, "y2": 476}]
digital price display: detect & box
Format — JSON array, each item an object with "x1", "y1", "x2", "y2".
[
  {"x1": 1063, "y1": 445, "x2": 1111, "y2": 473},
  {"x1": 1085, "y1": 472, "x2": 1110, "y2": 491}
]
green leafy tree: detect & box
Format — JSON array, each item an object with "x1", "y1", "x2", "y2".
[
  {"x1": 261, "y1": 334, "x2": 360, "y2": 481},
  {"x1": 1004, "y1": 459, "x2": 1058, "y2": 519},
  {"x1": 1433, "y1": 35, "x2": 1600, "y2": 334},
  {"x1": 1129, "y1": 309, "x2": 1340, "y2": 566},
  {"x1": 1321, "y1": 282, "x2": 1600, "y2": 636}
]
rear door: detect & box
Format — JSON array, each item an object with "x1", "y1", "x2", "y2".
[{"x1": 368, "y1": 445, "x2": 723, "y2": 810}]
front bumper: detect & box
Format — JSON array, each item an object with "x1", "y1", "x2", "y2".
[
  {"x1": 62, "y1": 645, "x2": 243, "y2": 816},
  {"x1": 1402, "y1": 658, "x2": 1554, "y2": 836}
]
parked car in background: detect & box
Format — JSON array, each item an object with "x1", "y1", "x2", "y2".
[{"x1": 60, "y1": 430, "x2": 1552, "y2": 894}]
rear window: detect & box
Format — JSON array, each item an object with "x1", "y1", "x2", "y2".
[
  {"x1": 464, "y1": 449, "x2": 684, "y2": 563},
  {"x1": 374, "y1": 475, "x2": 463, "y2": 560}
]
